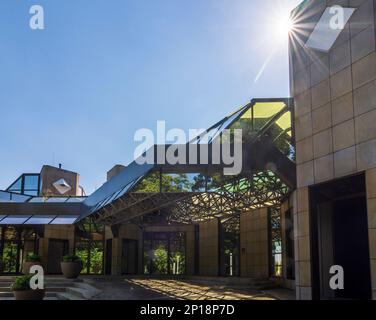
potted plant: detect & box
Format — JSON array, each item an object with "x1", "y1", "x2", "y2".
[
  {"x1": 11, "y1": 275, "x2": 45, "y2": 300},
  {"x1": 22, "y1": 253, "x2": 43, "y2": 274},
  {"x1": 61, "y1": 254, "x2": 83, "y2": 279}
]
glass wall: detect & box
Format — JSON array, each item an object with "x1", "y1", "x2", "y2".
[
  {"x1": 268, "y1": 207, "x2": 282, "y2": 277},
  {"x1": 75, "y1": 218, "x2": 104, "y2": 275},
  {"x1": 143, "y1": 232, "x2": 186, "y2": 275},
  {"x1": 7, "y1": 174, "x2": 40, "y2": 196}
]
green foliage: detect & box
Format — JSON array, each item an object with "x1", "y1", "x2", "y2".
[
  {"x1": 26, "y1": 253, "x2": 42, "y2": 262},
  {"x1": 89, "y1": 246, "x2": 103, "y2": 274},
  {"x1": 75, "y1": 241, "x2": 103, "y2": 274},
  {"x1": 75, "y1": 248, "x2": 88, "y2": 274},
  {"x1": 153, "y1": 246, "x2": 168, "y2": 274},
  {"x1": 1, "y1": 243, "x2": 18, "y2": 273},
  {"x1": 62, "y1": 254, "x2": 82, "y2": 263},
  {"x1": 134, "y1": 172, "x2": 194, "y2": 193},
  {"x1": 11, "y1": 275, "x2": 33, "y2": 291}
]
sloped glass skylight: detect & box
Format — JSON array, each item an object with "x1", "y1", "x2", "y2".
[{"x1": 305, "y1": 6, "x2": 356, "y2": 52}]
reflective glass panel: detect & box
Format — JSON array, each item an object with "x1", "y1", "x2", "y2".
[
  {"x1": 305, "y1": 7, "x2": 355, "y2": 52},
  {"x1": 24, "y1": 175, "x2": 39, "y2": 190},
  {"x1": 0, "y1": 216, "x2": 31, "y2": 225},
  {"x1": 24, "y1": 216, "x2": 55, "y2": 225},
  {"x1": 50, "y1": 216, "x2": 79, "y2": 224},
  {"x1": 8, "y1": 177, "x2": 22, "y2": 192}
]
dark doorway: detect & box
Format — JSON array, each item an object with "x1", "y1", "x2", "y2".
[
  {"x1": 310, "y1": 174, "x2": 372, "y2": 300},
  {"x1": 122, "y1": 239, "x2": 138, "y2": 275},
  {"x1": 285, "y1": 209, "x2": 295, "y2": 280},
  {"x1": 332, "y1": 197, "x2": 370, "y2": 299},
  {"x1": 105, "y1": 239, "x2": 112, "y2": 275},
  {"x1": 47, "y1": 239, "x2": 69, "y2": 274}
]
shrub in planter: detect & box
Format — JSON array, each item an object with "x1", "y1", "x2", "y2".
[
  {"x1": 22, "y1": 253, "x2": 43, "y2": 274},
  {"x1": 61, "y1": 254, "x2": 83, "y2": 279},
  {"x1": 11, "y1": 275, "x2": 45, "y2": 300}
]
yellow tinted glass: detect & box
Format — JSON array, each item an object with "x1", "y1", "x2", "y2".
[
  {"x1": 252, "y1": 102, "x2": 285, "y2": 118},
  {"x1": 276, "y1": 111, "x2": 292, "y2": 135}
]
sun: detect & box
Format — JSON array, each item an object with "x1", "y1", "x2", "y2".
[{"x1": 274, "y1": 14, "x2": 294, "y2": 39}]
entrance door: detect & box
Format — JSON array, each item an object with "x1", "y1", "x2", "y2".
[
  {"x1": 332, "y1": 197, "x2": 371, "y2": 299},
  {"x1": 47, "y1": 239, "x2": 69, "y2": 274},
  {"x1": 122, "y1": 239, "x2": 138, "y2": 275},
  {"x1": 311, "y1": 174, "x2": 372, "y2": 300},
  {"x1": 105, "y1": 239, "x2": 112, "y2": 275}
]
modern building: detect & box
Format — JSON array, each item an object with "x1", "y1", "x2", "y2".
[
  {"x1": 0, "y1": 98, "x2": 296, "y2": 286},
  {"x1": 289, "y1": 0, "x2": 376, "y2": 300},
  {"x1": 1, "y1": 0, "x2": 376, "y2": 300}
]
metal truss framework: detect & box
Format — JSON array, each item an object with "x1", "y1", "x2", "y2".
[{"x1": 92, "y1": 171, "x2": 290, "y2": 231}]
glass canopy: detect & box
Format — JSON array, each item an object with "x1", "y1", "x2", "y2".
[
  {"x1": 0, "y1": 215, "x2": 80, "y2": 225},
  {"x1": 0, "y1": 98, "x2": 295, "y2": 225}
]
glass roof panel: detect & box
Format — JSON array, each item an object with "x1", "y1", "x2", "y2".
[
  {"x1": 252, "y1": 102, "x2": 285, "y2": 119},
  {"x1": 24, "y1": 216, "x2": 56, "y2": 225},
  {"x1": 209, "y1": 105, "x2": 250, "y2": 144},
  {"x1": 0, "y1": 191, "x2": 31, "y2": 203},
  {"x1": 24, "y1": 175, "x2": 39, "y2": 190},
  {"x1": 50, "y1": 216, "x2": 79, "y2": 225},
  {"x1": 252, "y1": 102, "x2": 286, "y2": 131},
  {"x1": 0, "y1": 216, "x2": 31, "y2": 225},
  {"x1": 46, "y1": 197, "x2": 69, "y2": 203},
  {"x1": 7, "y1": 177, "x2": 22, "y2": 191},
  {"x1": 65, "y1": 197, "x2": 86, "y2": 203},
  {"x1": 305, "y1": 7, "x2": 355, "y2": 52},
  {"x1": 28, "y1": 197, "x2": 47, "y2": 203},
  {"x1": 275, "y1": 111, "x2": 292, "y2": 136}
]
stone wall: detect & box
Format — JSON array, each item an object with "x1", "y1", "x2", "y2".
[
  {"x1": 199, "y1": 219, "x2": 219, "y2": 276},
  {"x1": 240, "y1": 208, "x2": 269, "y2": 279},
  {"x1": 292, "y1": 0, "x2": 376, "y2": 189},
  {"x1": 38, "y1": 225, "x2": 75, "y2": 273},
  {"x1": 40, "y1": 165, "x2": 80, "y2": 196},
  {"x1": 290, "y1": 0, "x2": 376, "y2": 299}
]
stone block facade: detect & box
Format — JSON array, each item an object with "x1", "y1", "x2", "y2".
[
  {"x1": 290, "y1": 0, "x2": 376, "y2": 299},
  {"x1": 199, "y1": 219, "x2": 219, "y2": 276},
  {"x1": 240, "y1": 208, "x2": 269, "y2": 279}
]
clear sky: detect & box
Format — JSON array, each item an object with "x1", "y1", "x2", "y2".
[{"x1": 0, "y1": 0, "x2": 302, "y2": 194}]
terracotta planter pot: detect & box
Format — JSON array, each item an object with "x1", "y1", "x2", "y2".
[
  {"x1": 22, "y1": 262, "x2": 44, "y2": 274},
  {"x1": 61, "y1": 261, "x2": 83, "y2": 279},
  {"x1": 13, "y1": 289, "x2": 45, "y2": 300}
]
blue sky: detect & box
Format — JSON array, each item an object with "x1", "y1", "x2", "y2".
[{"x1": 0, "y1": 0, "x2": 301, "y2": 194}]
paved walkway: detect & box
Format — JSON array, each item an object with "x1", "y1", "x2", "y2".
[{"x1": 89, "y1": 277, "x2": 295, "y2": 300}]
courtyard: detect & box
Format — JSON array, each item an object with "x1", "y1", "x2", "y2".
[{"x1": 0, "y1": 275, "x2": 294, "y2": 300}]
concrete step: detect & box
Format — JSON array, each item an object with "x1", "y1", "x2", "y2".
[
  {"x1": 66, "y1": 287, "x2": 91, "y2": 299},
  {"x1": 56, "y1": 292, "x2": 85, "y2": 300},
  {"x1": 0, "y1": 285, "x2": 71, "y2": 292},
  {"x1": 0, "y1": 291, "x2": 58, "y2": 298}
]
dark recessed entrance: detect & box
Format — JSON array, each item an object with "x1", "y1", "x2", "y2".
[
  {"x1": 310, "y1": 174, "x2": 372, "y2": 300},
  {"x1": 47, "y1": 239, "x2": 69, "y2": 274},
  {"x1": 122, "y1": 239, "x2": 138, "y2": 275}
]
